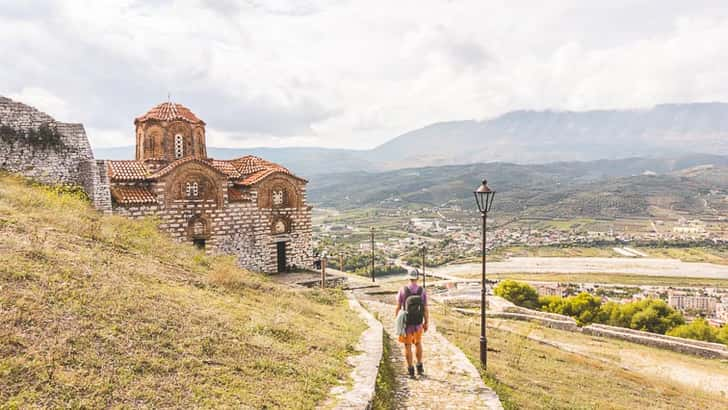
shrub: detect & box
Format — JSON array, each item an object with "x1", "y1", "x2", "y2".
[
  {"x1": 494, "y1": 280, "x2": 540, "y2": 309},
  {"x1": 718, "y1": 325, "x2": 728, "y2": 346},
  {"x1": 602, "y1": 299, "x2": 684, "y2": 334},
  {"x1": 540, "y1": 292, "x2": 605, "y2": 325},
  {"x1": 666, "y1": 318, "x2": 719, "y2": 343}
]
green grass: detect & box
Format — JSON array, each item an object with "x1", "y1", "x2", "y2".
[
  {"x1": 0, "y1": 174, "x2": 365, "y2": 408},
  {"x1": 434, "y1": 307, "x2": 728, "y2": 409},
  {"x1": 489, "y1": 272, "x2": 728, "y2": 288},
  {"x1": 372, "y1": 330, "x2": 397, "y2": 410}
]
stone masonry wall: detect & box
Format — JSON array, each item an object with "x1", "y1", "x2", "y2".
[
  {"x1": 111, "y1": 182, "x2": 313, "y2": 273},
  {"x1": 0, "y1": 96, "x2": 107, "y2": 205}
]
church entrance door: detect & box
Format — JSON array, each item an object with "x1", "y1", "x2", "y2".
[{"x1": 276, "y1": 242, "x2": 287, "y2": 273}]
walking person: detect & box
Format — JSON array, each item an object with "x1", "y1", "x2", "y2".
[{"x1": 395, "y1": 269, "x2": 429, "y2": 378}]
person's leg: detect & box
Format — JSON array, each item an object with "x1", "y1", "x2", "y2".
[
  {"x1": 404, "y1": 343, "x2": 413, "y2": 366},
  {"x1": 415, "y1": 330, "x2": 425, "y2": 375}
]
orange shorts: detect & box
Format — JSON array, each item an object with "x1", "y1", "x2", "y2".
[{"x1": 398, "y1": 328, "x2": 424, "y2": 345}]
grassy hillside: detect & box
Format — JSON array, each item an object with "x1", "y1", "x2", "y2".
[
  {"x1": 308, "y1": 159, "x2": 728, "y2": 219},
  {"x1": 435, "y1": 309, "x2": 728, "y2": 409},
  {"x1": 0, "y1": 175, "x2": 364, "y2": 408}
]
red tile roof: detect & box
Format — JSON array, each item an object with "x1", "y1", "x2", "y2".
[
  {"x1": 134, "y1": 102, "x2": 205, "y2": 125},
  {"x1": 211, "y1": 160, "x2": 241, "y2": 178},
  {"x1": 110, "y1": 186, "x2": 157, "y2": 205},
  {"x1": 106, "y1": 156, "x2": 305, "y2": 185},
  {"x1": 230, "y1": 156, "x2": 288, "y2": 175},
  {"x1": 150, "y1": 157, "x2": 227, "y2": 179},
  {"x1": 107, "y1": 160, "x2": 150, "y2": 181}
]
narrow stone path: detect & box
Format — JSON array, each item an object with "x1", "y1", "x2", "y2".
[{"x1": 363, "y1": 300, "x2": 502, "y2": 410}]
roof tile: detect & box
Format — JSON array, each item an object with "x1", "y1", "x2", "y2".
[
  {"x1": 134, "y1": 102, "x2": 205, "y2": 125},
  {"x1": 110, "y1": 186, "x2": 157, "y2": 204},
  {"x1": 107, "y1": 161, "x2": 149, "y2": 181}
]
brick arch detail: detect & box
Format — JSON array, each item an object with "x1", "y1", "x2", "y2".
[
  {"x1": 187, "y1": 214, "x2": 210, "y2": 239},
  {"x1": 257, "y1": 176, "x2": 302, "y2": 209},
  {"x1": 164, "y1": 164, "x2": 225, "y2": 207}
]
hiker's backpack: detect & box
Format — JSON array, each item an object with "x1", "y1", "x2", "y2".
[{"x1": 403, "y1": 286, "x2": 425, "y2": 326}]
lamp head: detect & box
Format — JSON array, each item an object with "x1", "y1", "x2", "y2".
[{"x1": 474, "y1": 179, "x2": 496, "y2": 214}]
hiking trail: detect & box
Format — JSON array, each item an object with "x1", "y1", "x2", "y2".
[{"x1": 360, "y1": 298, "x2": 502, "y2": 410}]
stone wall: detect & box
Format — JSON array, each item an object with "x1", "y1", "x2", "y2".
[
  {"x1": 111, "y1": 180, "x2": 312, "y2": 273},
  {"x1": 0, "y1": 96, "x2": 107, "y2": 204},
  {"x1": 583, "y1": 324, "x2": 728, "y2": 359},
  {"x1": 481, "y1": 300, "x2": 728, "y2": 359}
]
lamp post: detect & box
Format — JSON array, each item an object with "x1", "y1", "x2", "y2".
[
  {"x1": 370, "y1": 227, "x2": 375, "y2": 282},
  {"x1": 474, "y1": 179, "x2": 495, "y2": 368},
  {"x1": 421, "y1": 245, "x2": 427, "y2": 289},
  {"x1": 321, "y1": 251, "x2": 327, "y2": 289}
]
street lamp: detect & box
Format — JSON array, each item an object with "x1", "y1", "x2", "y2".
[
  {"x1": 370, "y1": 227, "x2": 375, "y2": 282},
  {"x1": 320, "y1": 251, "x2": 328, "y2": 289},
  {"x1": 474, "y1": 179, "x2": 495, "y2": 368}
]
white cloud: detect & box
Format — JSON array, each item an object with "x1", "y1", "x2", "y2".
[
  {"x1": 2, "y1": 0, "x2": 728, "y2": 149},
  {"x1": 9, "y1": 87, "x2": 70, "y2": 121}
]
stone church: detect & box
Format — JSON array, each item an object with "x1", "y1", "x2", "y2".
[{"x1": 99, "y1": 101, "x2": 312, "y2": 273}]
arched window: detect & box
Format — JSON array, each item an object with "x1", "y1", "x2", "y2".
[
  {"x1": 185, "y1": 182, "x2": 199, "y2": 198},
  {"x1": 272, "y1": 188, "x2": 285, "y2": 207},
  {"x1": 174, "y1": 134, "x2": 184, "y2": 158}
]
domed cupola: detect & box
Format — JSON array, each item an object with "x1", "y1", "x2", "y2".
[{"x1": 134, "y1": 101, "x2": 207, "y2": 163}]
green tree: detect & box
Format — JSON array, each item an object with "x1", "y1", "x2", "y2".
[
  {"x1": 666, "y1": 318, "x2": 719, "y2": 343},
  {"x1": 603, "y1": 298, "x2": 684, "y2": 334},
  {"x1": 540, "y1": 293, "x2": 605, "y2": 325},
  {"x1": 718, "y1": 325, "x2": 728, "y2": 346},
  {"x1": 494, "y1": 280, "x2": 540, "y2": 309}
]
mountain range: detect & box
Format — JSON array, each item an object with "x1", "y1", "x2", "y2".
[
  {"x1": 307, "y1": 155, "x2": 728, "y2": 219},
  {"x1": 94, "y1": 102, "x2": 728, "y2": 178}
]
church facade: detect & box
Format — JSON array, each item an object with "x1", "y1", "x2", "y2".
[{"x1": 100, "y1": 102, "x2": 312, "y2": 273}]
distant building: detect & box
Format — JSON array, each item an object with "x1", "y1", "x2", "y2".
[
  {"x1": 668, "y1": 292, "x2": 717, "y2": 314},
  {"x1": 673, "y1": 219, "x2": 706, "y2": 234},
  {"x1": 410, "y1": 218, "x2": 438, "y2": 230},
  {"x1": 535, "y1": 284, "x2": 566, "y2": 297},
  {"x1": 717, "y1": 302, "x2": 728, "y2": 322}
]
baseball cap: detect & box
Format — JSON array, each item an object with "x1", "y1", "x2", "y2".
[{"x1": 407, "y1": 269, "x2": 419, "y2": 280}]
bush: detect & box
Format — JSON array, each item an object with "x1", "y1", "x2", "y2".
[
  {"x1": 666, "y1": 318, "x2": 719, "y2": 343},
  {"x1": 718, "y1": 325, "x2": 728, "y2": 346},
  {"x1": 601, "y1": 299, "x2": 684, "y2": 334},
  {"x1": 540, "y1": 292, "x2": 605, "y2": 326},
  {"x1": 494, "y1": 280, "x2": 540, "y2": 309}
]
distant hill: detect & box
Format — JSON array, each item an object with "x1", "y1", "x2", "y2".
[
  {"x1": 92, "y1": 146, "x2": 376, "y2": 177},
  {"x1": 0, "y1": 174, "x2": 362, "y2": 408},
  {"x1": 307, "y1": 155, "x2": 728, "y2": 219},
  {"x1": 368, "y1": 103, "x2": 728, "y2": 168},
  {"x1": 94, "y1": 102, "x2": 728, "y2": 177}
]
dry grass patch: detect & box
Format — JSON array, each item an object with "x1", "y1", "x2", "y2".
[
  {"x1": 434, "y1": 307, "x2": 728, "y2": 410},
  {"x1": 0, "y1": 174, "x2": 365, "y2": 408}
]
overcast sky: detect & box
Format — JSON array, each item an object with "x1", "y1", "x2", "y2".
[{"x1": 3, "y1": 1, "x2": 728, "y2": 150}]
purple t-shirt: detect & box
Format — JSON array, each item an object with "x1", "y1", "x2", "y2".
[{"x1": 397, "y1": 283, "x2": 427, "y2": 334}]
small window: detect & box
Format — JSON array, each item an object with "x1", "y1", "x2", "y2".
[
  {"x1": 272, "y1": 189, "x2": 285, "y2": 206},
  {"x1": 185, "y1": 182, "x2": 199, "y2": 198},
  {"x1": 174, "y1": 134, "x2": 184, "y2": 158}
]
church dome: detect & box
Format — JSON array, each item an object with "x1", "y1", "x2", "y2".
[{"x1": 135, "y1": 102, "x2": 205, "y2": 125}]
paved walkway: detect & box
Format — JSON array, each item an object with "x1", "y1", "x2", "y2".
[{"x1": 363, "y1": 300, "x2": 503, "y2": 410}]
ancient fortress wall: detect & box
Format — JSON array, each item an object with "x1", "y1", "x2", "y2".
[{"x1": 0, "y1": 96, "x2": 111, "y2": 209}]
